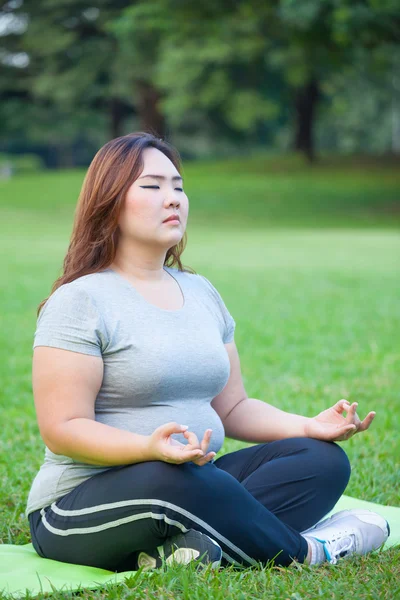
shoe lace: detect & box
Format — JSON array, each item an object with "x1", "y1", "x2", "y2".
[{"x1": 322, "y1": 534, "x2": 355, "y2": 565}]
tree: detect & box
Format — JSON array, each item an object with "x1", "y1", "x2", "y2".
[
  {"x1": 1, "y1": 0, "x2": 140, "y2": 139},
  {"x1": 274, "y1": 0, "x2": 400, "y2": 160},
  {"x1": 113, "y1": 1, "x2": 281, "y2": 149},
  {"x1": 1, "y1": 0, "x2": 399, "y2": 162},
  {"x1": 114, "y1": 0, "x2": 400, "y2": 160}
]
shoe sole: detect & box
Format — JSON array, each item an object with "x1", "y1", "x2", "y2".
[{"x1": 137, "y1": 531, "x2": 222, "y2": 571}]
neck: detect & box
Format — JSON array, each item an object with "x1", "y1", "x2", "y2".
[{"x1": 110, "y1": 239, "x2": 168, "y2": 282}]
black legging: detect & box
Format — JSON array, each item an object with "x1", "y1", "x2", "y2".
[{"x1": 28, "y1": 437, "x2": 351, "y2": 571}]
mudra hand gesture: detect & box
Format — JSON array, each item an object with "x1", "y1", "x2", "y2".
[
  {"x1": 149, "y1": 422, "x2": 215, "y2": 466},
  {"x1": 181, "y1": 428, "x2": 216, "y2": 465},
  {"x1": 305, "y1": 399, "x2": 376, "y2": 442}
]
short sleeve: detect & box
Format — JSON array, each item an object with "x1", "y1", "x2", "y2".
[
  {"x1": 198, "y1": 274, "x2": 236, "y2": 343},
  {"x1": 33, "y1": 284, "x2": 107, "y2": 357}
]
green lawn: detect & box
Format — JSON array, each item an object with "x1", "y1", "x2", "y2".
[{"x1": 0, "y1": 155, "x2": 399, "y2": 598}]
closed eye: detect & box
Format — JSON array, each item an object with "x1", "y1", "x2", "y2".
[{"x1": 140, "y1": 186, "x2": 184, "y2": 192}]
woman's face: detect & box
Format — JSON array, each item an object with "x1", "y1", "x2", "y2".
[{"x1": 118, "y1": 147, "x2": 189, "y2": 249}]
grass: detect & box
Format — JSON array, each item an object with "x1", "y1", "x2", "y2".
[{"x1": 0, "y1": 153, "x2": 399, "y2": 598}]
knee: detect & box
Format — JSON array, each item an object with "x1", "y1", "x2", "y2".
[
  {"x1": 327, "y1": 442, "x2": 351, "y2": 486},
  {"x1": 306, "y1": 438, "x2": 351, "y2": 489}
]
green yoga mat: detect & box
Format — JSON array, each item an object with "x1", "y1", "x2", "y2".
[{"x1": 1, "y1": 495, "x2": 399, "y2": 599}]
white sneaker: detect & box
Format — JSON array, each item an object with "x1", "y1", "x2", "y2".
[{"x1": 302, "y1": 509, "x2": 390, "y2": 565}]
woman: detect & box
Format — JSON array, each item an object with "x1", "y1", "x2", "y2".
[{"x1": 27, "y1": 132, "x2": 389, "y2": 572}]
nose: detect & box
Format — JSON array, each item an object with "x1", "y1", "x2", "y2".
[{"x1": 165, "y1": 190, "x2": 180, "y2": 208}]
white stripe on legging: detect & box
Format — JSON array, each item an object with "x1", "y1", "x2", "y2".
[
  {"x1": 41, "y1": 508, "x2": 239, "y2": 566},
  {"x1": 41, "y1": 499, "x2": 257, "y2": 566},
  {"x1": 41, "y1": 509, "x2": 240, "y2": 566}
]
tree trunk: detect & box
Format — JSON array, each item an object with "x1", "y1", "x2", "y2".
[
  {"x1": 136, "y1": 79, "x2": 167, "y2": 137},
  {"x1": 110, "y1": 98, "x2": 125, "y2": 139},
  {"x1": 294, "y1": 78, "x2": 320, "y2": 162}
]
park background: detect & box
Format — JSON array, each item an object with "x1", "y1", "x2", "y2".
[{"x1": 0, "y1": 1, "x2": 399, "y2": 599}]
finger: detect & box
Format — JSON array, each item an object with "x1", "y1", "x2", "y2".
[
  {"x1": 357, "y1": 411, "x2": 376, "y2": 432},
  {"x1": 193, "y1": 452, "x2": 216, "y2": 466},
  {"x1": 344, "y1": 402, "x2": 359, "y2": 424},
  {"x1": 192, "y1": 430, "x2": 213, "y2": 464},
  {"x1": 333, "y1": 399, "x2": 351, "y2": 414},
  {"x1": 345, "y1": 424, "x2": 358, "y2": 438},
  {"x1": 200, "y1": 429, "x2": 212, "y2": 453},
  {"x1": 158, "y1": 422, "x2": 189, "y2": 437},
  {"x1": 170, "y1": 448, "x2": 204, "y2": 463},
  {"x1": 333, "y1": 423, "x2": 357, "y2": 441},
  {"x1": 342, "y1": 399, "x2": 352, "y2": 411},
  {"x1": 350, "y1": 410, "x2": 362, "y2": 430},
  {"x1": 183, "y1": 429, "x2": 200, "y2": 448}
]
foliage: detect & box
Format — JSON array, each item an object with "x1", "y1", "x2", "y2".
[
  {"x1": 0, "y1": 152, "x2": 44, "y2": 173},
  {"x1": 0, "y1": 0, "x2": 399, "y2": 160}
]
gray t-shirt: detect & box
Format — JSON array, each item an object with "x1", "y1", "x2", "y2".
[{"x1": 26, "y1": 266, "x2": 236, "y2": 516}]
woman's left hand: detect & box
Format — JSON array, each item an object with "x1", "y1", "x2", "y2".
[{"x1": 304, "y1": 399, "x2": 376, "y2": 442}]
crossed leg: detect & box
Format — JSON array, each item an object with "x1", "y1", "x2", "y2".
[{"x1": 29, "y1": 438, "x2": 350, "y2": 571}]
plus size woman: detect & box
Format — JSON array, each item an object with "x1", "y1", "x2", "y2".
[{"x1": 26, "y1": 132, "x2": 389, "y2": 572}]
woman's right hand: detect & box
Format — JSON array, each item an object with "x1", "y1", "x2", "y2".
[
  {"x1": 181, "y1": 428, "x2": 216, "y2": 466},
  {"x1": 148, "y1": 422, "x2": 214, "y2": 465}
]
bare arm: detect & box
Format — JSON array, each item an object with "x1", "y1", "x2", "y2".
[
  {"x1": 222, "y1": 397, "x2": 310, "y2": 442},
  {"x1": 33, "y1": 347, "x2": 153, "y2": 466},
  {"x1": 212, "y1": 341, "x2": 373, "y2": 444},
  {"x1": 211, "y1": 341, "x2": 310, "y2": 443}
]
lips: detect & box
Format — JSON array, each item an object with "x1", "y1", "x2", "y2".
[{"x1": 163, "y1": 215, "x2": 180, "y2": 223}]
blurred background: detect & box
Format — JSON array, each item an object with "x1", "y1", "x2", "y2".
[
  {"x1": 1, "y1": 0, "x2": 400, "y2": 170},
  {"x1": 1, "y1": 1, "x2": 400, "y2": 549}
]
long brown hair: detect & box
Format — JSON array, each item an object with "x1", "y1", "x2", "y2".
[{"x1": 37, "y1": 131, "x2": 196, "y2": 317}]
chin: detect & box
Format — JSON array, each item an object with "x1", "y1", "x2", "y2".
[
  {"x1": 160, "y1": 233, "x2": 184, "y2": 247},
  {"x1": 166, "y1": 228, "x2": 184, "y2": 239}
]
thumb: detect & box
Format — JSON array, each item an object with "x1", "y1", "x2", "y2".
[{"x1": 154, "y1": 422, "x2": 189, "y2": 438}]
